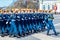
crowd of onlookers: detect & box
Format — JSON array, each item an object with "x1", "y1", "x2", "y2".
[{"x1": 0, "y1": 8, "x2": 53, "y2": 14}]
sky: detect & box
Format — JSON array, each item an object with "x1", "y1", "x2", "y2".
[
  {"x1": 0, "y1": 0, "x2": 59, "y2": 8},
  {"x1": 0, "y1": 0, "x2": 17, "y2": 7},
  {"x1": 44, "y1": 0, "x2": 57, "y2": 1}
]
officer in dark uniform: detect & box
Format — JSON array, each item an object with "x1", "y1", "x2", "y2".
[
  {"x1": 9, "y1": 13, "x2": 18, "y2": 37},
  {"x1": 0, "y1": 13, "x2": 3, "y2": 34},
  {"x1": 44, "y1": 14, "x2": 57, "y2": 35},
  {"x1": 1, "y1": 13, "x2": 7, "y2": 37}
]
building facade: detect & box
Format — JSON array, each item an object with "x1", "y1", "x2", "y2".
[{"x1": 39, "y1": 0, "x2": 60, "y2": 12}]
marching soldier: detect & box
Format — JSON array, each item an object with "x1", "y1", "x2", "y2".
[{"x1": 44, "y1": 14, "x2": 57, "y2": 35}]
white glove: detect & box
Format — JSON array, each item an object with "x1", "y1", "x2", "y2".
[{"x1": 6, "y1": 22, "x2": 8, "y2": 24}]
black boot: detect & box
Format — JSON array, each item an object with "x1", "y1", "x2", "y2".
[
  {"x1": 47, "y1": 32, "x2": 51, "y2": 36},
  {"x1": 4, "y1": 33, "x2": 8, "y2": 36},
  {"x1": 54, "y1": 32, "x2": 58, "y2": 36},
  {"x1": 1, "y1": 34, "x2": 5, "y2": 37},
  {"x1": 17, "y1": 35, "x2": 20, "y2": 38}
]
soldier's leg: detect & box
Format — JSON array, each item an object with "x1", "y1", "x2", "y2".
[
  {"x1": 40, "y1": 23, "x2": 44, "y2": 31},
  {"x1": 1, "y1": 25, "x2": 5, "y2": 37},
  {"x1": 1, "y1": 27, "x2": 4, "y2": 34},
  {"x1": 4, "y1": 20, "x2": 10, "y2": 35},
  {"x1": 9, "y1": 24, "x2": 13, "y2": 36},
  {"x1": 29, "y1": 24, "x2": 33, "y2": 33},
  {"x1": 15, "y1": 20, "x2": 20, "y2": 38},
  {"x1": 0, "y1": 22, "x2": 2, "y2": 34},
  {"x1": 44, "y1": 21, "x2": 50, "y2": 35},
  {"x1": 32, "y1": 23, "x2": 37, "y2": 32},
  {"x1": 47, "y1": 26, "x2": 51, "y2": 35},
  {"x1": 8, "y1": 21, "x2": 13, "y2": 36},
  {"x1": 9, "y1": 21, "x2": 18, "y2": 37},
  {"x1": 18, "y1": 24, "x2": 23, "y2": 36},
  {"x1": 37, "y1": 22, "x2": 42, "y2": 32},
  {"x1": 23, "y1": 25, "x2": 28, "y2": 35},
  {"x1": 4, "y1": 24, "x2": 10, "y2": 36},
  {"x1": 1, "y1": 20, "x2": 6, "y2": 37},
  {"x1": 35, "y1": 21, "x2": 39, "y2": 31},
  {"x1": 26, "y1": 23, "x2": 31, "y2": 34},
  {"x1": 50, "y1": 22, "x2": 57, "y2": 35},
  {"x1": 11, "y1": 21, "x2": 18, "y2": 36},
  {"x1": 35, "y1": 22, "x2": 40, "y2": 32},
  {"x1": 0, "y1": 26, "x2": 1, "y2": 34},
  {"x1": 29, "y1": 20, "x2": 34, "y2": 33}
]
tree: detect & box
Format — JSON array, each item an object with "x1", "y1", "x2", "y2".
[{"x1": 6, "y1": 0, "x2": 39, "y2": 9}]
